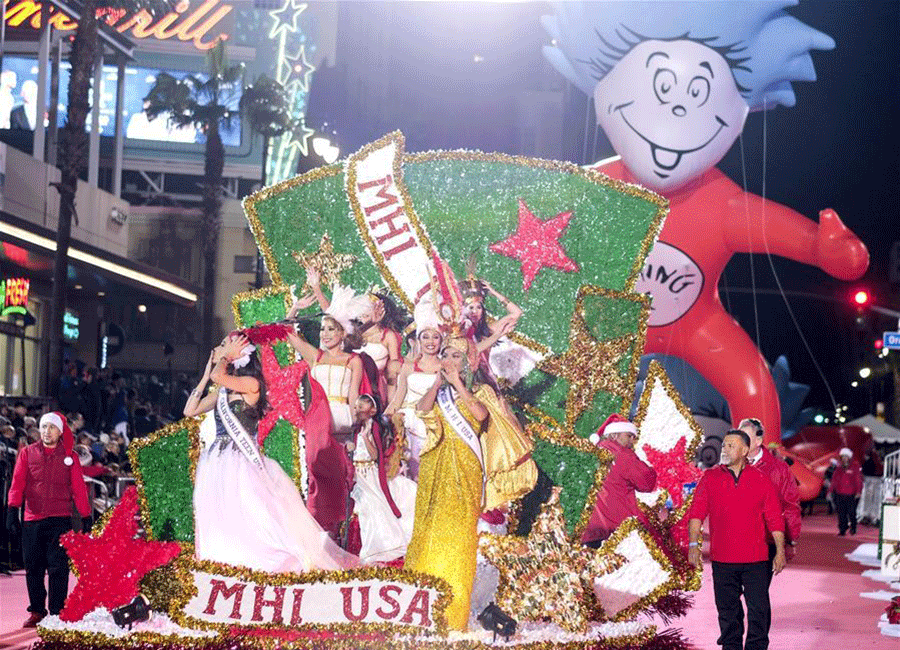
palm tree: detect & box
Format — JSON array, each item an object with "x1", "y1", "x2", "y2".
[
  {"x1": 143, "y1": 41, "x2": 244, "y2": 358},
  {"x1": 238, "y1": 74, "x2": 292, "y2": 288},
  {"x1": 47, "y1": 0, "x2": 171, "y2": 398}
]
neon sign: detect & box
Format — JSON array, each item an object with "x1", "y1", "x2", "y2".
[
  {"x1": 0, "y1": 277, "x2": 29, "y2": 317},
  {"x1": 63, "y1": 310, "x2": 80, "y2": 340},
  {"x1": 4, "y1": 0, "x2": 233, "y2": 51}
]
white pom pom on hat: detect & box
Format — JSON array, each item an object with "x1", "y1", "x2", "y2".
[
  {"x1": 590, "y1": 414, "x2": 637, "y2": 446},
  {"x1": 839, "y1": 447, "x2": 853, "y2": 458}
]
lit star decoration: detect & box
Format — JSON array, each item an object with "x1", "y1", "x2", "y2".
[
  {"x1": 479, "y1": 490, "x2": 621, "y2": 632},
  {"x1": 291, "y1": 233, "x2": 357, "y2": 290},
  {"x1": 489, "y1": 198, "x2": 579, "y2": 291},
  {"x1": 281, "y1": 45, "x2": 314, "y2": 91},
  {"x1": 285, "y1": 118, "x2": 316, "y2": 157},
  {"x1": 58, "y1": 487, "x2": 181, "y2": 622},
  {"x1": 538, "y1": 309, "x2": 637, "y2": 433},
  {"x1": 256, "y1": 343, "x2": 309, "y2": 444},
  {"x1": 268, "y1": 0, "x2": 307, "y2": 40}
]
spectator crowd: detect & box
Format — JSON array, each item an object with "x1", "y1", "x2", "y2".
[{"x1": 1, "y1": 362, "x2": 178, "y2": 572}]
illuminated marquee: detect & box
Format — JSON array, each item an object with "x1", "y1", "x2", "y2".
[
  {"x1": 0, "y1": 277, "x2": 29, "y2": 317},
  {"x1": 4, "y1": 0, "x2": 233, "y2": 51}
]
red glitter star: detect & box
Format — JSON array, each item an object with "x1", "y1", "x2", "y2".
[
  {"x1": 642, "y1": 438, "x2": 703, "y2": 511},
  {"x1": 59, "y1": 487, "x2": 181, "y2": 622},
  {"x1": 489, "y1": 199, "x2": 579, "y2": 291},
  {"x1": 257, "y1": 344, "x2": 309, "y2": 444}
]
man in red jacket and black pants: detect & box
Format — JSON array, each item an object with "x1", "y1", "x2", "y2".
[
  {"x1": 739, "y1": 418, "x2": 801, "y2": 576},
  {"x1": 828, "y1": 447, "x2": 862, "y2": 536},
  {"x1": 688, "y1": 429, "x2": 786, "y2": 650},
  {"x1": 582, "y1": 414, "x2": 657, "y2": 546},
  {"x1": 6, "y1": 412, "x2": 91, "y2": 627}
]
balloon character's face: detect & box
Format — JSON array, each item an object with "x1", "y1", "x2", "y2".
[{"x1": 593, "y1": 40, "x2": 749, "y2": 193}]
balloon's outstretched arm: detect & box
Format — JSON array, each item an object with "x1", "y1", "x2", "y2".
[{"x1": 723, "y1": 192, "x2": 868, "y2": 281}]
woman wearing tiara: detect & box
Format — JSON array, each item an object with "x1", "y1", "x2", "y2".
[
  {"x1": 185, "y1": 332, "x2": 358, "y2": 573},
  {"x1": 296, "y1": 268, "x2": 406, "y2": 405},
  {"x1": 404, "y1": 333, "x2": 487, "y2": 630},
  {"x1": 384, "y1": 295, "x2": 443, "y2": 481}
]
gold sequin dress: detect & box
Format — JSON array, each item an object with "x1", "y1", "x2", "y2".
[
  {"x1": 404, "y1": 391, "x2": 485, "y2": 631},
  {"x1": 477, "y1": 385, "x2": 538, "y2": 511}
]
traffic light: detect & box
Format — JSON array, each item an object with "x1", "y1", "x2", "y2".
[{"x1": 851, "y1": 288, "x2": 871, "y2": 310}]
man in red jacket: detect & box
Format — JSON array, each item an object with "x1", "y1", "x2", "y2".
[
  {"x1": 6, "y1": 412, "x2": 91, "y2": 627},
  {"x1": 688, "y1": 429, "x2": 786, "y2": 650},
  {"x1": 739, "y1": 417, "x2": 801, "y2": 569},
  {"x1": 828, "y1": 447, "x2": 862, "y2": 536},
  {"x1": 582, "y1": 414, "x2": 657, "y2": 546}
]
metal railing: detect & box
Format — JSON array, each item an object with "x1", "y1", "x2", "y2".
[{"x1": 883, "y1": 448, "x2": 900, "y2": 502}]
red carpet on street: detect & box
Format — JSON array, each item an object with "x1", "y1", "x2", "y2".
[{"x1": 0, "y1": 513, "x2": 894, "y2": 649}]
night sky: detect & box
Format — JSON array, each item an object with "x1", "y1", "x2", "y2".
[{"x1": 311, "y1": 1, "x2": 900, "y2": 420}]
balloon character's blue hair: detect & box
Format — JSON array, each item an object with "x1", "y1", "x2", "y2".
[{"x1": 542, "y1": 0, "x2": 834, "y2": 111}]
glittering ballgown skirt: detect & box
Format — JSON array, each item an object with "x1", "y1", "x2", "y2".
[{"x1": 194, "y1": 441, "x2": 358, "y2": 573}]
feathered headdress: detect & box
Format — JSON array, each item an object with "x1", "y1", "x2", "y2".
[
  {"x1": 430, "y1": 252, "x2": 476, "y2": 356},
  {"x1": 460, "y1": 252, "x2": 486, "y2": 302},
  {"x1": 413, "y1": 293, "x2": 442, "y2": 338},
  {"x1": 325, "y1": 283, "x2": 371, "y2": 334}
]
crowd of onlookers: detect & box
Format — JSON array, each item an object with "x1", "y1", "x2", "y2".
[{"x1": 1, "y1": 361, "x2": 184, "y2": 570}]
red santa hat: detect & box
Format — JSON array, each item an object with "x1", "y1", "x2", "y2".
[
  {"x1": 39, "y1": 411, "x2": 76, "y2": 466},
  {"x1": 589, "y1": 414, "x2": 638, "y2": 446}
]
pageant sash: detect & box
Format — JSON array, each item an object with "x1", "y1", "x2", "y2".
[
  {"x1": 216, "y1": 388, "x2": 268, "y2": 475},
  {"x1": 436, "y1": 385, "x2": 485, "y2": 504}
]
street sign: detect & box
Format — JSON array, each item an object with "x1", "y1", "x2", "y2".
[{"x1": 884, "y1": 332, "x2": 900, "y2": 350}]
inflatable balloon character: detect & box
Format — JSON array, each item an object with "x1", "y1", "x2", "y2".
[{"x1": 543, "y1": 1, "x2": 868, "y2": 444}]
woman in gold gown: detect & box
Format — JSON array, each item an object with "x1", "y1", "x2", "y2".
[{"x1": 404, "y1": 337, "x2": 487, "y2": 631}]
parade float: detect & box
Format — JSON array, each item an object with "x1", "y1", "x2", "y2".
[{"x1": 32, "y1": 131, "x2": 707, "y2": 650}]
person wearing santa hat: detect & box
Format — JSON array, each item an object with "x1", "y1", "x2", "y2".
[
  {"x1": 582, "y1": 414, "x2": 657, "y2": 546},
  {"x1": 6, "y1": 411, "x2": 91, "y2": 627},
  {"x1": 828, "y1": 447, "x2": 862, "y2": 536}
]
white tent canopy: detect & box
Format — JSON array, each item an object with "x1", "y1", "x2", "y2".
[{"x1": 848, "y1": 415, "x2": 900, "y2": 444}]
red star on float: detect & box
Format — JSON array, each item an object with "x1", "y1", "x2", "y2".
[
  {"x1": 257, "y1": 344, "x2": 309, "y2": 444},
  {"x1": 59, "y1": 487, "x2": 181, "y2": 622},
  {"x1": 642, "y1": 438, "x2": 703, "y2": 510},
  {"x1": 489, "y1": 199, "x2": 579, "y2": 291}
]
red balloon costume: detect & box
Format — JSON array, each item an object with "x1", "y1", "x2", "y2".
[{"x1": 543, "y1": 2, "x2": 870, "y2": 445}]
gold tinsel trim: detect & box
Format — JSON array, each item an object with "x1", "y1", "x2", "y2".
[
  {"x1": 405, "y1": 149, "x2": 668, "y2": 295},
  {"x1": 231, "y1": 284, "x2": 294, "y2": 330},
  {"x1": 37, "y1": 623, "x2": 657, "y2": 650},
  {"x1": 242, "y1": 163, "x2": 345, "y2": 287},
  {"x1": 127, "y1": 418, "x2": 202, "y2": 541},
  {"x1": 344, "y1": 131, "x2": 434, "y2": 314},
  {"x1": 524, "y1": 408, "x2": 614, "y2": 542},
  {"x1": 166, "y1": 552, "x2": 452, "y2": 637},
  {"x1": 591, "y1": 517, "x2": 680, "y2": 622}
]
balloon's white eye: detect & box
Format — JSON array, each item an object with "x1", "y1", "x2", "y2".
[{"x1": 653, "y1": 68, "x2": 677, "y2": 104}]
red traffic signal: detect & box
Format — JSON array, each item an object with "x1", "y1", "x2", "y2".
[{"x1": 852, "y1": 289, "x2": 871, "y2": 308}]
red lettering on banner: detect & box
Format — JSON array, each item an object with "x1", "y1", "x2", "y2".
[
  {"x1": 382, "y1": 238, "x2": 417, "y2": 261},
  {"x1": 202, "y1": 579, "x2": 245, "y2": 619},
  {"x1": 414, "y1": 282, "x2": 432, "y2": 303},
  {"x1": 368, "y1": 206, "x2": 412, "y2": 247},
  {"x1": 251, "y1": 585, "x2": 286, "y2": 624},
  {"x1": 340, "y1": 586, "x2": 370, "y2": 622},
  {"x1": 357, "y1": 175, "x2": 399, "y2": 216},
  {"x1": 375, "y1": 585, "x2": 401, "y2": 620},
  {"x1": 289, "y1": 588, "x2": 305, "y2": 625},
  {"x1": 399, "y1": 589, "x2": 432, "y2": 628}
]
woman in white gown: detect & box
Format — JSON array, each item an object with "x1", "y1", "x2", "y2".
[
  {"x1": 349, "y1": 395, "x2": 417, "y2": 563},
  {"x1": 384, "y1": 297, "x2": 442, "y2": 481},
  {"x1": 185, "y1": 333, "x2": 358, "y2": 573},
  {"x1": 287, "y1": 284, "x2": 369, "y2": 435}
]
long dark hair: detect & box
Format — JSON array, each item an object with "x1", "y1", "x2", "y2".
[
  {"x1": 373, "y1": 292, "x2": 412, "y2": 334},
  {"x1": 467, "y1": 297, "x2": 493, "y2": 342},
  {"x1": 231, "y1": 352, "x2": 268, "y2": 419}
]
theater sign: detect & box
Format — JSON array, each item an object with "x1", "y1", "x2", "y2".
[{"x1": 4, "y1": 0, "x2": 234, "y2": 51}]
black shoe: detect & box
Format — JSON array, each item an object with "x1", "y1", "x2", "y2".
[
  {"x1": 850, "y1": 529, "x2": 857, "y2": 536},
  {"x1": 838, "y1": 531, "x2": 846, "y2": 536}
]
